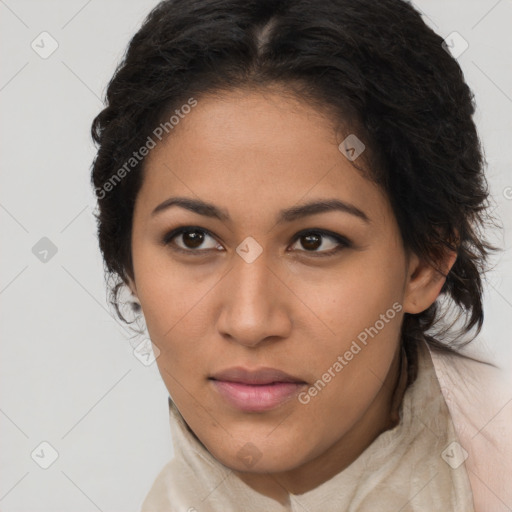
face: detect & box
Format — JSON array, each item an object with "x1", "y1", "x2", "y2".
[{"x1": 129, "y1": 88, "x2": 445, "y2": 485}]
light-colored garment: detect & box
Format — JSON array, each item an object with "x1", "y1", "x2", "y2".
[
  {"x1": 430, "y1": 347, "x2": 512, "y2": 512},
  {"x1": 141, "y1": 341, "x2": 511, "y2": 511}
]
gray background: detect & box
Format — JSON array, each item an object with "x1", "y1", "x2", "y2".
[{"x1": 1, "y1": 1, "x2": 511, "y2": 510}]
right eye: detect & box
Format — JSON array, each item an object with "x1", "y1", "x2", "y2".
[{"x1": 162, "y1": 226, "x2": 224, "y2": 255}]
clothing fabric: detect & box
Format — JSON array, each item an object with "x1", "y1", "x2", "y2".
[{"x1": 141, "y1": 340, "x2": 511, "y2": 511}]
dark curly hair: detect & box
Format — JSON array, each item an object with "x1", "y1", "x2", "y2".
[{"x1": 91, "y1": 0, "x2": 497, "y2": 357}]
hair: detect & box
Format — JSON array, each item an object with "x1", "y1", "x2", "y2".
[{"x1": 91, "y1": 0, "x2": 497, "y2": 358}]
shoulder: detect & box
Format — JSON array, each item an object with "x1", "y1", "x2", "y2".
[{"x1": 429, "y1": 345, "x2": 512, "y2": 512}]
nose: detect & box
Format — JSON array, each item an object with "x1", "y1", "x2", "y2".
[{"x1": 216, "y1": 247, "x2": 292, "y2": 348}]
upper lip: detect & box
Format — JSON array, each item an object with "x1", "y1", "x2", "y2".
[{"x1": 209, "y1": 367, "x2": 306, "y2": 385}]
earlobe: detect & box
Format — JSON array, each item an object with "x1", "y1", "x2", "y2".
[{"x1": 403, "y1": 250, "x2": 457, "y2": 315}]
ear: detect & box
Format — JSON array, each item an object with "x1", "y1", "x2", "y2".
[{"x1": 402, "y1": 249, "x2": 457, "y2": 314}]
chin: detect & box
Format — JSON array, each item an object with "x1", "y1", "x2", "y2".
[{"x1": 205, "y1": 431, "x2": 311, "y2": 474}]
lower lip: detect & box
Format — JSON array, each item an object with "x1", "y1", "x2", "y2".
[{"x1": 210, "y1": 380, "x2": 305, "y2": 412}]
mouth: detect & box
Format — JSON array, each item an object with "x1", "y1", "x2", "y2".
[{"x1": 208, "y1": 367, "x2": 307, "y2": 412}]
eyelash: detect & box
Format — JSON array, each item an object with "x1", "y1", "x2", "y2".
[{"x1": 161, "y1": 226, "x2": 352, "y2": 257}]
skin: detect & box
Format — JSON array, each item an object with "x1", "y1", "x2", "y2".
[{"x1": 128, "y1": 88, "x2": 456, "y2": 500}]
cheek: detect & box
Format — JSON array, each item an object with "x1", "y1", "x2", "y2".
[
  {"x1": 137, "y1": 276, "x2": 205, "y2": 356},
  {"x1": 133, "y1": 256, "x2": 217, "y2": 374},
  {"x1": 291, "y1": 277, "x2": 403, "y2": 440},
  {"x1": 285, "y1": 255, "x2": 405, "y2": 397},
  {"x1": 132, "y1": 241, "x2": 202, "y2": 326},
  {"x1": 289, "y1": 252, "x2": 405, "y2": 340}
]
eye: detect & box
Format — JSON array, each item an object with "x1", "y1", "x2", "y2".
[
  {"x1": 288, "y1": 229, "x2": 351, "y2": 256},
  {"x1": 162, "y1": 226, "x2": 223, "y2": 254},
  {"x1": 162, "y1": 226, "x2": 351, "y2": 257}
]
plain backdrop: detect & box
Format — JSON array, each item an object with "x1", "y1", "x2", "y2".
[{"x1": 1, "y1": 1, "x2": 511, "y2": 511}]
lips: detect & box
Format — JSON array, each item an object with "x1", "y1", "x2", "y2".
[
  {"x1": 209, "y1": 367, "x2": 306, "y2": 412},
  {"x1": 210, "y1": 366, "x2": 305, "y2": 385}
]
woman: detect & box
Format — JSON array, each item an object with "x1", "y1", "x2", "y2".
[{"x1": 90, "y1": 0, "x2": 512, "y2": 510}]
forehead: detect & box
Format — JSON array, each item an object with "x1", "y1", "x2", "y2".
[{"x1": 137, "y1": 89, "x2": 392, "y2": 225}]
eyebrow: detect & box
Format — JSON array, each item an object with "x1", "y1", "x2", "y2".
[{"x1": 151, "y1": 196, "x2": 370, "y2": 224}]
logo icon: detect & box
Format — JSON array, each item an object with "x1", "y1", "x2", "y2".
[
  {"x1": 339, "y1": 134, "x2": 366, "y2": 162},
  {"x1": 236, "y1": 237, "x2": 263, "y2": 264},
  {"x1": 133, "y1": 338, "x2": 160, "y2": 366},
  {"x1": 32, "y1": 237, "x2": 58, "y2": 263},
  {"x1": 31, "y1": 32, "x2": 59, "y2": 59},
  {"x1": 442, "y1": 32, "x2": 469, "y2": 59},
  {"x1": 237, "y1": 442, "x2": 263, "y2": 468},
  {"x1": 31, "y1": 441, "x2": 59, "y2": 469},
  {"x1": 441, "y1": 441, "x2": 469, "y2": 469}
]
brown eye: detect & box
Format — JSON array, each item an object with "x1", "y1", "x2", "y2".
[
  {"x1": 181, "y1": 229, "x2": 206, "y2": 249},
  {"x1": 300, "y1": 233, "x2": 322, "y2": 251},
  {"x1": 163, "y1": 227, "x2": 222, "y2": 253},
  {"x1": 290, "y1": 230, "x2": 351, "y2": 256}
]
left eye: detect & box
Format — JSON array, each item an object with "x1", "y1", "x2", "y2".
[{"x1": 289, "y1": 230, "x2": 350, "y2": 256}]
